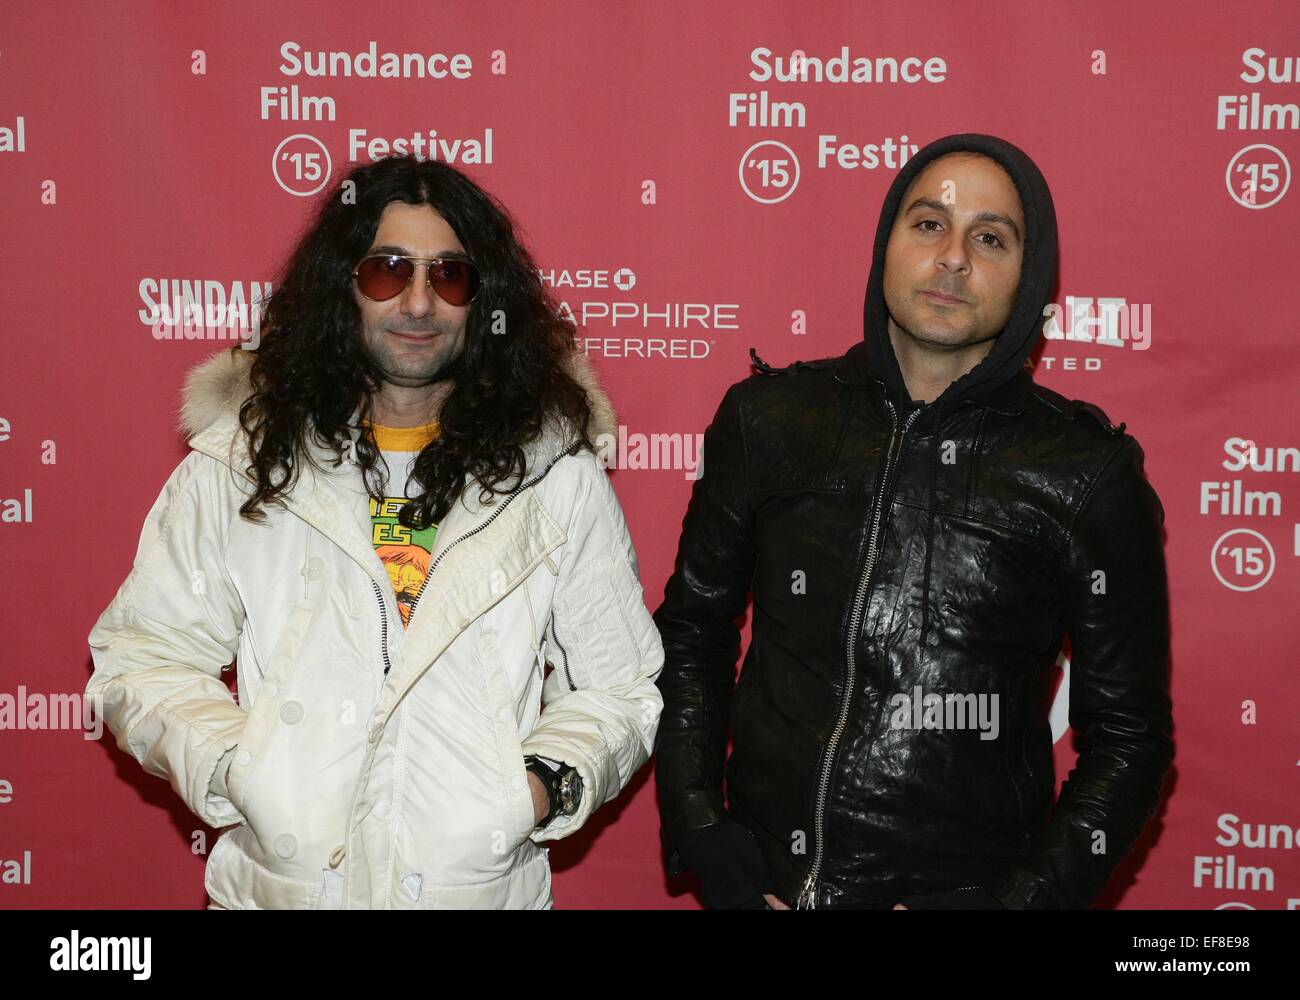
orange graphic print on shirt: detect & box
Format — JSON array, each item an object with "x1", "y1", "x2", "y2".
[{"x1": 365, "y1": 419, "x2": 440, "y2": 628}]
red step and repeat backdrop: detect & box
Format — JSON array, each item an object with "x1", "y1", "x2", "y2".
[{"x1": 1, "y1": 1, "x2": 1297, "y2": 909}]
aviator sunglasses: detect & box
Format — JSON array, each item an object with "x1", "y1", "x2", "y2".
[{"x1": 351, "y1": 253, "x2": 482, "y2": 307}]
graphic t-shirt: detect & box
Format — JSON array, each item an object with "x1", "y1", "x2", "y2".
[{"x1": 365, "y1": 419, "x2": 440, "y2": 627}]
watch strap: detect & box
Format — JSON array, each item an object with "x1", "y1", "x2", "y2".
[{"x1": 524, "y1": 755, "x2": 561, "y2": 827}]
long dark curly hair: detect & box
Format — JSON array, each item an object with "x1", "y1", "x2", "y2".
[{"x1": 234, "y1": 156, "x2": 593, "y2": 529}]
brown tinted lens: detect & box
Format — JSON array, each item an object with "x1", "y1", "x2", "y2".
[
  {"x1": 429, "y1": 260, "x2": 479, "y2": 306},
  {"x1": 355, "y1": 256, "x2": 413, "y2": 300}
]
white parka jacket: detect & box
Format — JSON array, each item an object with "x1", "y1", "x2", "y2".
[{"x1": 86, "y1": 347, "x2": 665, "y2": 909}]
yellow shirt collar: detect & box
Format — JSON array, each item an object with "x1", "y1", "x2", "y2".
[{"x1": 364, "y1": 419, "x2": 440, "y2": 452}]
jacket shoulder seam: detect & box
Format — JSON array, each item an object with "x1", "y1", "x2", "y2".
[
  {"x1": 749, "y1": 347, "x2": 841, "y2": 377},
  {"x1": 1025, "y1": 387, "x2": 1073, "y2": 419},
  {"x1": 1028, "y1": 388, "x2": 1127, "y2": 438}
]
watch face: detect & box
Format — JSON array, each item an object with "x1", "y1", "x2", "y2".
[{"x1": 560, "y1": 769, "x2": 583, "y2": 811}]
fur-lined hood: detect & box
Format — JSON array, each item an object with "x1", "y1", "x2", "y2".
[{"x1": 177, "y1": 346, "x2": 620, "y2": 462}]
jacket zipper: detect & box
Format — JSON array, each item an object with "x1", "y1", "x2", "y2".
[
  {"x1": 370, "y1": 439, "x2": 583, "y2": 677},
  {"x1": 371, "y1": 578, "x2": 395, "y2": 675},
  {"x1": 795, "y1": 399, "x2": 920, "y2": 909},
  {"x1": 548, "y1": 615, "x2": 577, "y2": 691}
]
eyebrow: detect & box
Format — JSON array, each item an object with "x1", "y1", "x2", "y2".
[
  {"x1": 368, "y1": 244, "x2": 471, "y2": 261},
  {"x1": 903, "y1": 197, "x2": 1022, "y2": 245}
]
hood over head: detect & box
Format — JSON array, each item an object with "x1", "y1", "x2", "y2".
[
  {"x1": 862, "y1": 131, "x2": 1059, "y2": 411},
  {"x1": 859, "y1": 132, "x2": 1059, "y2": 653}
]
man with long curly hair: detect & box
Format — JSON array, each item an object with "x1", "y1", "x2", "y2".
[{"x1": 87, "y1": 155, "x2": 664, "y2": 909}]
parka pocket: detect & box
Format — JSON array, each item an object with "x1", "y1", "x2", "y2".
[
  {"x1": 475, "y1": 628, "x2": 539, "y2": 849},
  {"x1": 223, "y1": 728, "x2": 265, "y2": 833},
  {"x1": 224, "y1": 746, "x2": 249, "y2": 821},
  {"x1": 503, "y1": 740, "x2": 539, "y2": 845},
  {"x1": 224, "y1": 603, "x2": 315, "y2": 834}
]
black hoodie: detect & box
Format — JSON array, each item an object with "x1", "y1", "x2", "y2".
[
  {"x1": 862, "y1": 132, "x2": 1059, "y2": 651},
  {"x1": 863, "y1": 131, "x2": 1059, "y2": 413}
]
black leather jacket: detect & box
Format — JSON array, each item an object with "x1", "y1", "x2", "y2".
[
  {"x1": 652, "y1": 134, "x2": 1174, "y2": 910},
  {"x1": 652, "y1": 342, "x2": 1173, "y2": 908}
]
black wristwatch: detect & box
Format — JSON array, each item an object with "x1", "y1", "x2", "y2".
[{"x1": 523, "y1": 755, "x2": 583, "y2": 828}]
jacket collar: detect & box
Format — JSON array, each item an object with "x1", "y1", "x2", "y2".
[
  {"x1": 833, "y1": 339, "x2": 1032, "y2": 417},
  {"x1": 176, "y1": 348, "x2": 613, "y2": 608},
  {"x1": 178, "y1": 346, "x2": 619, "y2": 453},
  {"x1": 177, "y1": 346, "x2": 619, "y2": 506}
]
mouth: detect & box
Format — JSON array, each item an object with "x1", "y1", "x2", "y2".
[
  {"x1": 389, "y1": 330, "x2": 439, "y2": 343},
  {"x1": 921, "y1": 289, "x2": 967, "y2": 306}
]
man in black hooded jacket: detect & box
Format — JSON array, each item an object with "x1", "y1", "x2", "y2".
[{"x1": 652, "y1": 132, "x2": 1174, "y2": 909}]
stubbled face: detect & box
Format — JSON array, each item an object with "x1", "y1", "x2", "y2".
[
  {"x1": 352, "y1": 201, "x2": 471, "y2": 387},
  {"x1": 882, "y1": 152, "x2": 1025, "y2": 352}
]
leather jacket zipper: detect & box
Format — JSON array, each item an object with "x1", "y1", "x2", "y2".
[
  {"x1": 795, "y1": 399, "x2": 920, "y2": 909},
  {"x1": 370, "y1": 438, "x2": 583, "y2": 678}
]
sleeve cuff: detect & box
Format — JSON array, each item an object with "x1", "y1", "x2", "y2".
[
  {"x1": 193, "y1": 732, "x2": 244, "y2": 829},
  {"x1": 521, "y1": 739, "x2": 606, "y2": 842}
]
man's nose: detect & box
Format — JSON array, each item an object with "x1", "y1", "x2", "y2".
[
  {"x1": 399, "y1": 262, "x2": 435, "y2": 318},
  {"x1": 935, "y1": 231, "x2": 971, "y2": 273}
]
